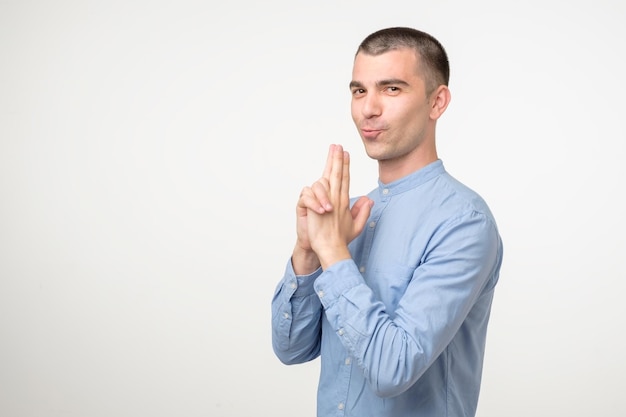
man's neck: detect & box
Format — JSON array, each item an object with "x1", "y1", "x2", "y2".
[{"x1": 378, "y1": 151, "x2": 438, "y2": 184}]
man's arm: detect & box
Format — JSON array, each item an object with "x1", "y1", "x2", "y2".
[
  {"x1": 272, "y1": 144, "x2": 373, "y2": 364},
  {"x1": 271, "y1": 260, "x2": 324, "y2": 365},
  {"x1": 312, "y1": 214, "x2": 501, "y2": 397}
]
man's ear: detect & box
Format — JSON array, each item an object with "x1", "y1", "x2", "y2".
[{"x1": 429, "y1": 85, "x2": 451, "y2": 120}]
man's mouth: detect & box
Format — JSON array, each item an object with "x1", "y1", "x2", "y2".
[{"x1": 361, "y1": 128, "x2": 385, "y2": 140}]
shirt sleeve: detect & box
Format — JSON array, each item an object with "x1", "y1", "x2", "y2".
[
  {"x1": 312, "y1": 210, "x2": 502, "y2": 397},
  {"x1": 271, "y1": 259, "x2": 324, "y2": 365}
]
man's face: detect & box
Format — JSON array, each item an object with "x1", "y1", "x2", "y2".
[{"x1": 350, "y1": 48, "x2": 434, "y2": 164}]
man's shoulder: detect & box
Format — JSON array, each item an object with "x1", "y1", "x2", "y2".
[{"x1": 429, "y1": 171, "x2": 497, "y2": 222}]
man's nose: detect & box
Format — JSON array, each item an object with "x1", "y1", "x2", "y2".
[{"x1": 361, "y1": 93, "x2": 382, "y2": 118}]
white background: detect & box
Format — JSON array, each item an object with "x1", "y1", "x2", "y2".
[{"x1": 1, "y1": 1, "x2": 625, "y2": 416}]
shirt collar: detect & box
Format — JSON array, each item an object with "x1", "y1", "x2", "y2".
[{"x1": 377, "y1": 159, "x2": 445, "y2": 198}]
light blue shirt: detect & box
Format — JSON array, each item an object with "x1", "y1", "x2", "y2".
[{"x1": 272, "y1": 160, "x2": 503, "y2": 417}]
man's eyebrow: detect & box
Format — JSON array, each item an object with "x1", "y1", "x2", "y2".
[
  {"x1": 377, "y1": 78, "x2": 410, "y2": 87},
  {"x1": 348, "y1": 79, "x2": 410, "y2": 89}
]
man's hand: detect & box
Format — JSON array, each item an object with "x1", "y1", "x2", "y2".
[
  {"x1": 292, "y1": 144, "x2": 372, "y2": 274},
  {"x1": 292, "y1": 146, "x2": 335, "y2": 274},
  {"x1": 306, "y1": 144, "x2": 372, "y2": 270}
]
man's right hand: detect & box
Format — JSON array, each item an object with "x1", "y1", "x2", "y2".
[
  {"x1": 291, "y1": 144, "x2": 372, "y2": 275},
  {"x1": 292, "y1": 145, "x2": 336, "y2": 274}
]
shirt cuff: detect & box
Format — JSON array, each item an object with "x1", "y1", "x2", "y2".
[
  {"x1": 285, "y1": 259, "x2": 323, "y2": 297},
  {"x1": 313, "y1": 259, "x2": 364, "y2": 309}
]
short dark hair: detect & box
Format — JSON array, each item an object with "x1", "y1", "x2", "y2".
[{"x1": 356, "y1": 27, "x2": 450, "y2": 95}]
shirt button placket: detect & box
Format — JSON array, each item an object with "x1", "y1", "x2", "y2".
[{"x1": 337, "y1": 350, "x2": 351, "y2": 415}]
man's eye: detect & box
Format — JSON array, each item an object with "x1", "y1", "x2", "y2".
[
  {"x1": 352, "y1": 89, "x2": 365, "y2": 96},
  {"x1": 387, "y1": 86, "x2": 399, "y2": 92}
]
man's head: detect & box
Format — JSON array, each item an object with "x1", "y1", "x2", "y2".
[
  {"x1": 350, "y1": 27, "x2": 452, "y2": 182},
  {"x1": 356, "y1": 27, "x2": 449, "y2": 96}
]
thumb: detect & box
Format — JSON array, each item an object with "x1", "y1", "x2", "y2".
[{"x1": 351, "y1": 196, "x2": 374, "y2": 234}]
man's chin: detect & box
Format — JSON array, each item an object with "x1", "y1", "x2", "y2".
[{"x1": 363, "y1": 145, "x2": 387, "y2": 161}]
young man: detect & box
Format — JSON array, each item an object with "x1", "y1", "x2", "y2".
[{"x1": 271, "y1": 27, "x2": 503, "y2": 417}]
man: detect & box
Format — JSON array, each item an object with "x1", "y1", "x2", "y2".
[{"x1": 271, "y1": 27, "x2": 503, "y2": 417}]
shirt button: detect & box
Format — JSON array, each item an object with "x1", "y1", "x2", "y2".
[
  {"x1": 369, "y1": 221, "x2": 376, "y2": 228},
  {"x1": 345, "y1": 357, "x2": 351, "y2": 365},
  {"x1": 290, "y1": 281, "x2": 297, "y2": 289},
  {"x1": 359, "y1": 266, "x2": 365, "y2": 273},
  {"x1": 318, "y1": 290, "x2": 325, "y2": 298},
  {"x1": 338, "y1": 403, "x2": 345, "y2": 410},
  {"x1": 338, "y1": 328, "x2": 344, "y2": 336},
  {"x1": 382, "y1": 188, "x2": 389, "y2": 195},
  {"x1": 283, "y1": 312, "x2": 289, "y2": 319}
]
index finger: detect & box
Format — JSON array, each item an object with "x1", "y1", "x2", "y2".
[
  {"x1": 322, "y1": 144, "x2": 336, "y2": 180},
  {"x1": 328, "y1": 144, "x2": 344, "y2": 202}
]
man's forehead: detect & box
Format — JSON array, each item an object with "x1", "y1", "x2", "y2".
[{"x1": 352, "y1": 49, "x2": 420, "y2": 79}]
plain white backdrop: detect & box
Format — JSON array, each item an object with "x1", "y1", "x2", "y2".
[{"x1": 1, "y1": 1, "x2": 625, "y2": 416}]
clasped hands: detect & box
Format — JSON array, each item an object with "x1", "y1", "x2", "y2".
[{"x1": 294, "y1": 144, "x2": 373, "y2": 272}]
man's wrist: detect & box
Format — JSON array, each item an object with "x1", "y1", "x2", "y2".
[
  {"x1": 292, "y1": 245, "x2": 321, "y2": 275},
  {"x1": 316, "y1": 245, "x2": 351, "y2": 271}
]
